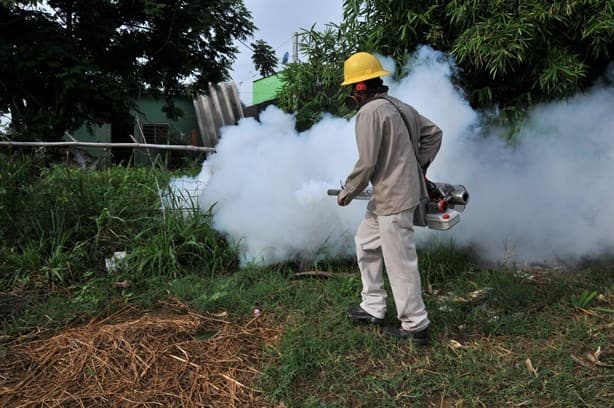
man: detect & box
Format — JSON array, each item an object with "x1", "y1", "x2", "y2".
[{"x1": 337, "y1": 52, "x2": 442, "y2": 345}]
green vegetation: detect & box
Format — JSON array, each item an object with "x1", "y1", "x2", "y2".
[
  {"x1": 1, "y1": 153, "x2": 612, "y2": 406},
  {"x1": 0, "y1": 0, "x2": 254, "y2": 141},
  {"x1": 251, "y1": 39, "x2": 279, "y2": 77},
  {"x1": 2, "y1": 1, "x2": 612, "y2": 404},
  {"x1": 0, "y1": 151, "x2": 237, "y2": 321},
  {"x1": 278, "y1": 26, "x2": 353, "y2": 131},
  {"x1": 278, "y1": 0, "x2": 614, "y2": 131}
]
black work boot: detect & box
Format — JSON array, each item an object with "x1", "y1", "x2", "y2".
[
  {"x1": 346, "y1": 305, "x2": 384, "y2": 325},
  {"x1": 382, "y1": 325, "x2": 429, "y2": 345}
]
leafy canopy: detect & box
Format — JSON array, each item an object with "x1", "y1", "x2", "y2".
[
  {"x1": 0, "y1": 0, "x2": 255, "y2": 141},
  {"x1": 251, "y1": 39, "x2": 279, "y2": 77},
  {"x1": 277, "y1": 25, "x2": 356, "y2": 132},
  {"x1": 277, "y1": 0, "x2": 613, "y2": 130}
]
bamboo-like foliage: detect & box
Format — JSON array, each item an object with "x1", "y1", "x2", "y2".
[
  {"x1": 344, "y1": 0, "x2": 612, "y2": 106},
  {"x1": 277, "y1": 25, "x2": 357, "y2": 131},
  {"x1": 278, "y1": 0, "x2": 613, "y2": 130}
]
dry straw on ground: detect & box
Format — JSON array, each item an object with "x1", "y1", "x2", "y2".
[{"x1": 0, "y1": 300, "x2": 280, "y2": 407}]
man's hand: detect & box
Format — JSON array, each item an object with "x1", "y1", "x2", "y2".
[{"x1": 337, "y1": 192, "x2": 349, "y2": 206}]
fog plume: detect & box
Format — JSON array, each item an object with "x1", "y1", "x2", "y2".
[{"x1": 170, "y1": 46, "x2": 614, "y2": 266}]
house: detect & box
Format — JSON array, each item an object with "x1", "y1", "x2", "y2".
[
  {"x1": 71, "y1": 82, "x2": 245, "y2": 164},
  {"x1": 68, "y1": 73, "x2": 287, "y2": 165}
]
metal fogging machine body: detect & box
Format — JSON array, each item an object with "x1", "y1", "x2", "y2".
[{"x1": 327, "y1": 181, "x2": 470, "y2": 231}]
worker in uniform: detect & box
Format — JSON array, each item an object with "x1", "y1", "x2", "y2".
[{"x1": 337, "y1": 52, "x2": 442, "y2": 344}]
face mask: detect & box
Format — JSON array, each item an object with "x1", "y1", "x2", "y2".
[
  {"x1": 344, "y1": 87, "x2": 368, "y2": 111},
  {"x1": 344, "y1": 93, "x2": 361, "y2": 110}
]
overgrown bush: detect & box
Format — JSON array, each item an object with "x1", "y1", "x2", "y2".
[
  {"x1": 0, "y1": 152, "x2": 237, "y2": 290},
  {"x1": 278, "y1": 0, "x2": 614, "y2": 131}
]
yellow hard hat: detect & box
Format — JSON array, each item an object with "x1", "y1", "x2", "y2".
[{"x1": 341, "y1": 52, "x2": 390, "y2": 86}]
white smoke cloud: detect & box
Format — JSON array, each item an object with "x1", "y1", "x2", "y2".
[
  {"x1": 170, "y1": 46, "x2": 614, "y2": 266},
  {"x1": 449, "y1": 84, "x2": 614, "y2": 263},
  {"x1": 193, "y1": 109, "x2": 366, "y2": 265}
]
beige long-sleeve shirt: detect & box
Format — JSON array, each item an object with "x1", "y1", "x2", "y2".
[{"x1": 339, "y1": 94, "x2": 442, "y2": 215}]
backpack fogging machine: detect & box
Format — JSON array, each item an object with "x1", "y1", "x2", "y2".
[{"x1": 327, "y1": 181, "x2": 469, "y2": 231}]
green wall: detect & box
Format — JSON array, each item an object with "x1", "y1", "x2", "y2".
[
  {"x1": 252, "y1": 74, "x2": 284, "y2": 105},
  {"x1": 70, "y1": 123, "x2": 111, "y2": 158},
  {"x1": 70, "y1": 95, "x2": 200, "y2": 163},
  {"x1": 134, "y1": 95, "x2": 198, "y2": 145}
]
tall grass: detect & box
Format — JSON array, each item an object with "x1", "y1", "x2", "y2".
[
  {"x1": 0, "y1": 151, "x2": 237, "y2": 291},
  {"x1": 125, "y1": 204, "x2": 239, "y2": 280}
]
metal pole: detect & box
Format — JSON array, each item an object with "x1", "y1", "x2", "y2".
[
  {"x1": 293, "y1": 32, "x2": 299, "y2": 63},
  {"x1": 0, "y1": 140, "x2": 216, "y2": 152}
]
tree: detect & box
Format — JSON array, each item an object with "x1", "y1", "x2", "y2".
[
  {"x1": 0, "y1": 0, "x2": 255, "y2": 141},
  {"x1": 277, "y1": 26, "x2": 357, "y2": 131},
  {"x1": 277, "y1": 0, "x2": 613, "y2": 131},
  {"x1": 251, "y1": 39, "x2": 278, "y2": 77},
  {"x1": 343, "y1": 0, "x2": 614, "y2": 120}
]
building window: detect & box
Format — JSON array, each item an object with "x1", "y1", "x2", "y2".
[{"x1": 142, "y1": 123, "x2": 169, "y2": 144}]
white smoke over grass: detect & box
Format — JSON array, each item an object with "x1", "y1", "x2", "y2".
[
  {"x1": 169, "y1": 46, "x2": 614, "y2": 266},
  {"x1": 451, "y1": 85, "x2": 614, "y2": 263},
  {"x1": 164, "y1": 163, "x2": 213, "y2": 210},
  {"x1": 193, "y1": 109, "x2": 366, "y2": 265}
]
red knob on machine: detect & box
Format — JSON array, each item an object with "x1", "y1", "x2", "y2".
[{"x1": 437, "y1": 199, "x2": 448, "y2": 212}]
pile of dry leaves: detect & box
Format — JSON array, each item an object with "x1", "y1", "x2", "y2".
[{"x1": 0, "y1": 300, "x2": 280, "y2": 407}]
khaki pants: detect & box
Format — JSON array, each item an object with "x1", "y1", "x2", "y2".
[{"x1": 355, "y1": 207, "x2": 429, "y2": 332}]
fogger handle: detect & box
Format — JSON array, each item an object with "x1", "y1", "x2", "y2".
[{"x1": 327, "y1": 189, "x2": 371, "y2": 200}]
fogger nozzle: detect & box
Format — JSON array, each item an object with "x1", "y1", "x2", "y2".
[
  {"x1": 435, "y1": 184, "x2": 469, "y2": 206},
  {"x1": 448, "y1": 185, "x2": 469, "y2": 205}
]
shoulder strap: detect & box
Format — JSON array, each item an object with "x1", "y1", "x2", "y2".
[
  {"x1": 370, "y1": 95, "x2": 430, "y2": 203},
  {"x1": 370, "y1": 96, "x2": 423, "y2": 170}
]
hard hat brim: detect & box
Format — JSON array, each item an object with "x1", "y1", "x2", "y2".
[{"x1": 341, "y1": 69, "x2": 391, "y2": 86}]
